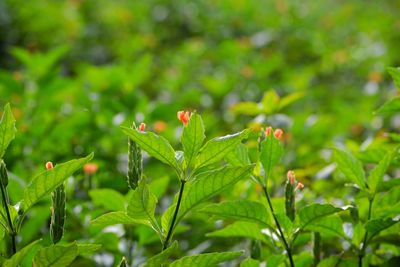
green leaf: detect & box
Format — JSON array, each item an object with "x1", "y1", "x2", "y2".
[
  {"x1": 207, "y1": 221, "x2": 267, "y2": 242},
  {"x1": 142, "y1": 241, "x2": 178, "y2": 267},
  {"x1": 77, "y1": 243, "x2": 102, "y2": 255},
  {"x1": 333, "y1": 149, "x2": 367, "y2": 190},
  {"x1": 240, "y1": 258, "x2": 260, "y2": 267},
  {"x1": 261, "y1": 90, "x2": 280, "y2": 114},
  {"x1": 121, "y1": 126, "x2": 180, "y2": 172},
  {"x1": 167, "y1": 165, "x2": 253, "y2": 232},
  {"x1": 0, "y1": 103, "x2": 16, "y2": 159},
  {"x1": 387, "y1": 67, "x2": 400, "y2": 88},
  {"x1": 259, "y1": 134, "x2": 283, "y2": 182},
  {"x1": 182, "y1": 113, "x2": 205, "y2": 168},
  {"x1": 375, "y1": 96, "x2": 400, "y2": 115},
  {"x1": 23, "y1": 153, "x2": 93, "y2": 211},
  {"x1": 225, "y1": 143, "x2": 251, "y2": 167},
  {"x1": 89, "y1": 189, "x2": 126, "y2": 211},
  {"x1": 368, "y1": 148, "x2": 397, "y2": 194},
  {"x1": 33, "y1": 242, "x2": 79, "y2": 267},
  {"x1": 169, "y1": 251, "x2": 243, "y2": 267},
  {"x1": 91, "y1": 211, "x2": 145, "y2": 228},
  {"x1": 195, "y1": 129, "x2": 250, "y2": 169},
  {"x1": 3, "y1": 240, "x2": 40, "y2": 267},
  {"x1": 305, "y1": 215, "x2": 346, "y2": 239},
  {"x1": 230, "y1": 102, "x2": 262, "y2": 116},
  {"x1": 366, "y1": 217, "x2": 400, "y2": 241},
  {"x1": 199, "y1": 200, "x2": 269, "y2": 226},
  {"x1": 127, "y1": 180, "x2": 161, "y2": 235},
  {"x1": 377, "y1": 178, "x2": 400, "y2": 192},
  {"x1": 299, "y1": 204, "x2": 344, "y2": 229},
  {"x1": 278, "y1": 92, "x2": 305, "y2": 110}
]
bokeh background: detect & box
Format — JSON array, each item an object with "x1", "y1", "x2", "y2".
[{"x1": 1, "y1": 0, "x2": 400, "y2": 265}]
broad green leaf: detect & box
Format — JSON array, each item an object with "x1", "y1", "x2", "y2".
[
  {"x1": 33, "y1": 242, "x2": 78, "y2": 267},
  {"x1": 0, "y1": 204, "x2": 18, "y2": 233},
  {"x1": 167, "y1": 165, "x2": 253, "y2": 232},
  {"x1": 299, "y1": 204, "x2": 344, "y2": 229},
  {"x1": 199, "y1": 200, "x2": 269, "y2": 226},
  {"x1": 375, "y1": 96, "x2": 400, "y2": 115},
  {"x1": 181, "y1": 113, "x2": 205, "y2": 168},
  {"x1": 366, "y1": 217, "x2": 400, "y2": 241},
  {"x1": 206, "y1": 221, "x2": 267, "y2": 242},
  {"x1": 275, "y1": 213, "x2": 293, "y2": 240},
  {"x1": 240, "y1": 258, "x2": 260, "y2": 267},
  {"x1": 3, "y1": 240, "x2": 40, "y2": 267},
  {"x1": 387, "y1": 67, "x2": 400, "y2": 88},
  {"x1": 195, "y1": 129, "x2": 250, "y2": 169},
  {"x1": 0, "y1": 103, "x2": 16, "y2": 158},
  {"x1": 333, "y1": 149, "x2": 367, "y2": 189},
  {"x1": 121, "y1": 126, "x2": 180, "y2": 172},
  {"x1": 225, "y1": 143, "x2": 251, "y2": 167},
  {"x1": 259, "y1": 134, "x2": 283, "y2": 182},
  {"x1": 77, "y1": 244, "x2": 102, "y2": 255},
  {"x1": 142, "y1": 241, "x2": 178, "y2": 267},
  {"x1": 89, "y1": 189, "x2": 126, "y2": 211},
  {"x1": 169, "y1": 251, "x2": 243, "y2": 267},
  {"x1": 377, "y1": 178, "x2": 400, "y2": 192},
  {"x1": 91, "y1": 211, "x2": 145, "y2": 228},
  {"x1": 306, "y1": 215, "x2": 346, "y2": 239},
  {"x1": 368, "y1": 148, "x2": 397, "y2": 194},
  {"x1": 23, "y1": 153, "x2": 93, "y2": 211},
  {"x1": 261, "y1": 90, "x2": 280, "y2": 114},
  {"x1": 127, "y1": 180, "x2": 161, "y2": 234}
]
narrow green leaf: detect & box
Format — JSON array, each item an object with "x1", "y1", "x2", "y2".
[
  {"x1": 199, "y1": 200, "x2": 269, "y2": 226},
  {"x1": 23, "y1": 153, "x2": 93, "y2": 211},
  {"x1": 142, "y1": 241, "x2": 178, "y2": 267},
  {"x1": 206, "y1": 221, "x2": 267, "y2": 242},
  {"x1": 240, "y1": 258, "x2": 260, "y2": 267},
  {"x1": 299, "y1": 204, "x2": 344, "y2": 229},
  {"x1": 121, "y1": 126, "x2": 179, "y2": 172},
  {"x1": 195, "y1": 129, "x2": 250, "y2": 169},
  {"x1": 0, "y1": 103, "x2": 17, "y2": 159},
  {"x1": 91, "y1": 211, "x2": 145, "y2": 228},
  {"x1": 127, "y1": 180, "x2": 161, "y2": 234},
  {"x1": 375, "y1": 96, "x2": 400, "y2": 115},
  {"x1": 368, "y1": 148, "x2": 397, "y2": 194},
  {"x1": 387, "y1": 67, "x2": 400, "y2": 88},
  {"x1": 3, "y1": 240, "x2": 40, "y2": 267},
  {"x1": 333, "y1": 149, "x2": 367, "y2": 189},
  {"x1": 169, "y1": 251, "x2": 243, "y2": 267},
  {"x1": 182, "y1": 113, "x2": 205, "y2": 168},
  {"x1": 33, "y1": 242, "x2": 79, "y2": 267},
  {"x1": 366, "y1": 217, "x2": 400, "y2": 241},
  {"x1": 89, "y1": 189, "x2": 126, "y2": 211},
  {"x1": 168, "y1": 165, "x2": 253, "y2": 232},
  {"x1": 259, "y1": 134, "x2": 283, "y2": 182}
]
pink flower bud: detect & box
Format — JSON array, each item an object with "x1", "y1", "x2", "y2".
[
  {"x1": 287, "y1": 170, "x2": 296, "y2": 185},
  {"x1": 177, "y1": 110, "x2": 190, "y2": 126},
  {"x1": 84, "y1": 163, "x2": 98, "y2": 175},
  {"x1": 46, "y1": 162, "x2": 54, "y2": 170},
  {"x1": 295, "y1": 182, "x2": 304, "y2": 190},
  {"x1": 139, "y1": 123, "x2": 146, "y2": 132},
  {"x1": 265, "y1": 126, "x2": 272, "y2": 137},
  {"x1": 274, "y1": 128, "x2": 283, "y2": 139}
]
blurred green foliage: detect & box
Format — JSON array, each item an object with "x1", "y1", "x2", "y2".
[{"x1": 1, "y1": 0, "x2": 400, "y2": 266}]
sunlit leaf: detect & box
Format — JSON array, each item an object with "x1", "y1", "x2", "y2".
[
  {"x1": 366, "y1": 217, "x2": 400, "y2": 241},
  {"x1": 299, "y1": 204, "x2": 345, "y2": 228},
  {"x1": 0, "y1": 103, "x2": 16, "y2": 159},
  {"x1": 260, "y1": 134, "x2": 283, "y2": 182},
  {"x1": 240, "y1": 257, "x2": 260, "y2": 267},
  {"x1": 142, "y1": 241, "x2": 178, "y2": 267},
  {"x1": 3, "y1": 240, "x2": 40, "y2": 267},
  {"x1": 368, "y1": 148, "x2": 397, "y2": 194},
  {"x1": 169, "y1": 251, "x2": 243, "y2": 267},
  {"x1": 182, "y1": 113, "x2": 205, "y2": 168},
  {"x1": 333, "y1": 149, "x2": 367, "y2": 190},
  {"x1": 91, "y1": 211, "x2": 145, "y2": 228},
  {"x1": 33, "y1": 242, "x2": 79, "y2": 267}
]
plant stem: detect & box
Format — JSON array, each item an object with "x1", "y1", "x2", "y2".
[
  {"x1": 0, "y1": 177, "x2": 16, "y2": 255},
  {"x1": 162, "y1": 180, "x2": 186, "y2": 250},
  {"x1": 262, "y1": 186, "x2": 295, "y2": 267},
  {"x1": 358, "y1": 197, "x2": 373, "y2": 267}
]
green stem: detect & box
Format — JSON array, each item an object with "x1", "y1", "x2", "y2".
[
  {"x1": 0, "y1": 176, "x2": 16, "y2": 255},
  {"x1": 162, "y1": 180, "x2": 186, "y2": 250},
  {"x1": 358, "y1": 197, "x2": 373, "y2": 267},
  {"x1": 262, "y1": 186, "x2": 295, "y2": 267}
]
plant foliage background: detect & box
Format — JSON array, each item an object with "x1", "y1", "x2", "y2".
[{"x1": 0, "y1": 0, "x2": 400, "y2": 266}]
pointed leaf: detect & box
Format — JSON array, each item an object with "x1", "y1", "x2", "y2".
[
  {"x1": 0, "y1": 103, "x2": 17, "y2": 158},
  {"x1": 260, "y1": 134, "x2": 284, "y2": 181},
  {"x1": 195, "y1": 129, "x2": 250, "y2": 169},
  {"x1": 77, "y1": 244, "x2": 102, "y2": 255},
  {"x1": 170, "y1": 251, "x2": 243, "y2": 267},
  {"x1": 89, "y1": 189, "x2": 126, "y2": 211},
  {"x1": 142, "y1": 241, "x2": 178, "y2": 267},
  {"x1": 333, "y1": 149, "x2": 367, "y2": 189},
  {"x1": 91, "y1": 211, "x2": 145, "y2": 228},
  {"x1": 366, "y1": 217, "x2": 400, "y2": 241},
  {"x1": 368, "y1": 148, "x2": 397, "y2": 194},
  {"x1": 240, "y1": 258, "x2": 260, "y2": 267},
  {"x1": 376, "y1": 97, "x2": 400, "y2": 115},
  {"x1": 387, "y1": 67, "x2": 400, "y2": 88},
  {"x1": 33, "y1": 242, "x2": 79, "y2": 267},
  {"x1": 182, "y1": 113, "x2": 205, "y2": 167},
  {"x1": 3, "y1": 240, "x2": 40, "y2": 267},
  {"x1": 207, "y1": 221, "x2": 266, "y2": 242},
  {"x1": 121, "y1": 127, "x2": 180, "y2": 172},
  {"x1": 23, "y1": 153, "x2": 93, "y2": 211},
  {"x1": 299, "y1": 204, "x2": 344, "y2": 228},
  {"x1": 305, "y1": 215, "x2": 346, "y2": 239},
  {"x1": 199, "y1": 200, "x2": 269, "y2": 226}
]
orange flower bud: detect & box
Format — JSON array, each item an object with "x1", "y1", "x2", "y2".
[
  {"x1": 274, "y1": 128, "x2": 283, "y2": 139},
  {"x1": 287, "y1": 170, "x2": 296, "y2": 185},
  {"x1": 139, "y1": 123, "x2": 146, "y2": 132},
  {"x1": 296, "y1": 182, "x2": 304, "y2": 190},
  {"x1": 177, "y1": 110, "x2": 190, "y2": 126},
  {"x1": 84, "y1": 163, "x2": 98, "y2": 175},
  {"x1": 46, "y1": 162, "x2": 54, "y2": 170},
  {"x1": 265, "y1": 126, "x2": 272, "y2": 137}
]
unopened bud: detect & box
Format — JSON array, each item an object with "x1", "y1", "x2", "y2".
[
  {"x1": 139, "y1": 123, "x2": 146, "y2": 132},
  {"x1": 177, "y1": 110, "x2": 190, "y2": 126},
  {"x1": 296, "y1": 182, "x2": 304, "y2": 190},
  {"x1": 265, "y1": 126, "x2": 272, "y2": 137},
  {"x1": 46, "y1": 162, "x2": 54, "y2": 170},
  {"x1": 274, "y1": 129, "x2": 283, "y2": 139},
  {"x1": 83, "y1": 163, "x2": 98, "y2": 175},
  {"x1": 287, "y1": 170, "x2": 296, "y2": 185}
]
